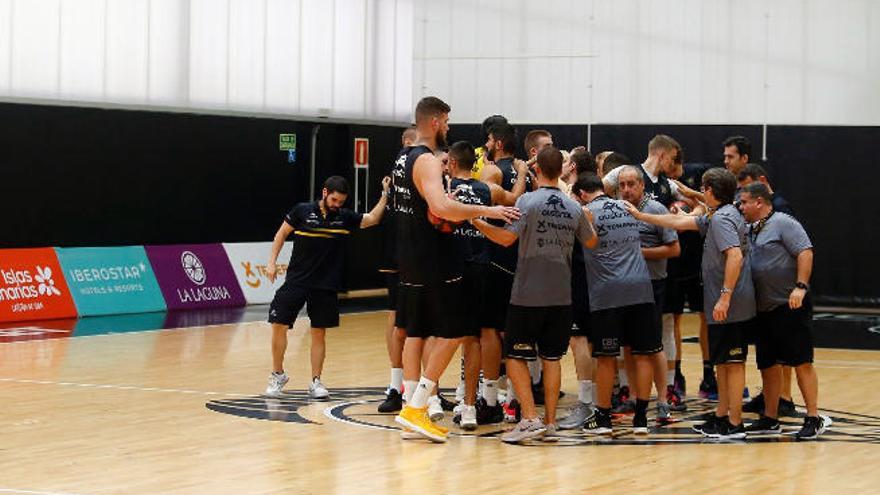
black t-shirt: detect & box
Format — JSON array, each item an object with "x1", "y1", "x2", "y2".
[
  {"x1": 488, "y1": 157, "x2": 529, "y2": 274},
  {"x1": 450, "y1": 177, "x2": 491, "y2": 264},
  {"x1": 284, "y1": 201, "x2": 363, "y2": 290},
  {"x1": 771, "y1": 192, "x2": 796, "y2": 217}
]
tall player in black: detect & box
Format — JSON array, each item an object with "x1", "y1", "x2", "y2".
[{"x1": 393, "y1": 97, "x2": 519, "y2": 443}]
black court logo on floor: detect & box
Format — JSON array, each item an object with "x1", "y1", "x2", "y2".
[{"x1": 206, "y1": 388, "x2": 880, "y2": 445}]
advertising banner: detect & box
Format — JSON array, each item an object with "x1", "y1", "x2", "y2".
[
  {"x1": 55, "y1": 246, "x2": 166, "y2": 316},
  {"x1": 0, "y1": 248, "x2": 78, "y2": 322},
  {"x1": 222, "y1": 242, "x2": 293, "y2": 304},
  {"x1": 145, "y1": 244, "x2": 246, "y2": 310}
]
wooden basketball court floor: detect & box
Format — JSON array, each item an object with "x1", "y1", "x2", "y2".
[{"x1": 2, "y1": 309, "x2": 879, "y2": 494}]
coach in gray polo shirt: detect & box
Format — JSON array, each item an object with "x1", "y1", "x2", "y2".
[
  {"x1": 627, "y1": 168, "x2": 755, "y2": 440},
  {"x1": 739, "y1": 182, "x2": 827, "y2": 440}
]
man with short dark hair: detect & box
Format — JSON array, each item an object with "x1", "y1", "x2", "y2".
[
  {"x1": 572, "y1": 172, "x2": 662, "y2": 436},
  {"x1": 627, "y1": 168, "x2": 756, "y2": 439},
  {"x1": 471, "y1": 115, "x2": 508, "y2": 179},
  {"x1": 599, "y1": 151, "x2": 630, "y2": 179},
  {"x1": 474, "y1": 146, "x2": 597, "y2": 443},
  {"x1": 265, "y1": 175, "x2": 391, "y2": 399},
  {"x1": 738, "y1": 182, "x2": 828, "y2": 440},
  {"x1": 723, "y1": 136, "x2": 751, "y2": 177},
  {"x1": 393, "y1": 96, "x2": 519, "y2": 443},
  {"x1": 737, "y1": 163, "x2": 795, "y2": 217}
]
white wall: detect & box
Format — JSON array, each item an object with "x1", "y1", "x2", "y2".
[
  {"x1": 413, "y1": 0, "x2": 880, "y2": 125},
  {"x1": 0, "y1": 0, "x2": 414, "y2": 122}
]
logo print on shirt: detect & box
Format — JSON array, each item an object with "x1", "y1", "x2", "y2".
[{"x1": 545, "y1": 195, "x2": 566, "y2": 211}]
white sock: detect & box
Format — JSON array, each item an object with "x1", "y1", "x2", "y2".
[
  {"x1": 619, "y1": 365, "x2": 629, "y2": 387},
  {"x1": 507, "y1": 377, "x2": 517, "y2": 402},
  {"x1": 666, "y1": 369, "x2": 676, "y2": 387},
  {"x1": 528, "y1": 360, "x2": 542, "y2": 385},
  {"x1": 579, "y1": 380, "x2": 594, "y2": 406},
  {"x1": 409, "y1": 377, "x2": 435, "y2": 409},
  {"x1": 403, "y1": 380, "x2": 418, "y2": 403},
  {"x1": 390, "y1": 368, "x2": 403, "y2": 392},
  {"x1": 484, "y1": 379, "x2": 499, "y2": 406}
]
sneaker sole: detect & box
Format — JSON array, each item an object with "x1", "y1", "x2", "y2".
[
  {"x1": 501, "y1": 429, "x2": 546, "y2": 444},
  {"x1": 746, "y1": 428, "x2": 782, "y2": 435},
  {"x1": 394, "y1": 415, "x2": 447, "y2": 443},
  {"x1": 633, "y1": 427, "x2": 648, "y2": 435},
  {"x1": 460, "y1": 422, "x2": 478, "y2": 431},
  {"x1": 583, "y1": 427, "x2": 613, "y2": 436},
  {"x1": 429, "y1": 411, "x2": 445, "y2": 421}
]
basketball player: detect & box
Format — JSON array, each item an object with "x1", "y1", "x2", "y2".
[
  {"x1": 618, "y1": 166, "x2": 681, "y2": 423},
  {"x1": 471, "y1": 115, "x2": 508, "y2": 180},
  {"x1": 723, "y1": 136, "x2": 751, "y2": 177},
  {"x1": 473, "y1": 146, "x2": 597, "y2": 443},
  {"x1": 739, "y1": 183, "x2": 827, "y2": 439},
  {"x1": 603, "y1": 135, "x2": 682, "y2": 205},
  {"x1": 478, "y1": 122, "x2": 532, "y2": 423},
  {"x1": 572, "y1": 173, "x2": 662, "y2": 436},
  {"x1": 377, "y1": 127, "x2": 421, "y2": 413},
  {"x1": 393, "y1": 97, "x2": 519, "y2": 443},
  {"x1": 265, "y1": 175, "x2": 391, "y2": 398},
  {"x1": 626, "y1": 168, "x2": 756, "y2": 439}
]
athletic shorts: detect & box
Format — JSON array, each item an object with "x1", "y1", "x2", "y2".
[
  {"x1": 462, "y1": 263, "x2": 487, "y2": 338},
  {"x1": 664, "y1": 275, "x2": 704, "y2": 314},
  {"x1": 590, "y1": 303, "x2": 661, "y2": 357},
  {"x1": 755, "y1": 302, "x2": 814, "y2": 370},
  {"x1": 483, "y1": 265, "x2": 514, "y2": 330},
  {"x1": 708, "y1": 320, "x2": 752, "y2": 365},
  {"x1": 383, "y1": 271, "x2": 399, "y2": 311},
  {"x1": 395, "y1": 279, "x2": 468, "y2": 339},
  {"x1": 571, "y1": 266, "x2": 591, "y2": 338},
  {"x1": 268, "y1": 281, "x2": 339, "y2": 328},
  {"x1": 504, "y1": 305, "x2": 571, "y2": 361}
]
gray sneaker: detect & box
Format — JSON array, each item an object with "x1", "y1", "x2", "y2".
[
  {"x1": 558, "y1": 402, "x2": 595, "y2": 430},
  {"x1": 542, "y1": 423, "x2": 561, "y2": 442},
  {"x1": 656, "y1": 402, "x2": 673, "y2": 424},
  {"x1": 501, "y1": 418, "x2": 547, "y2": 444},
  {"x1": 265, "y1": 372, "x2": 289, "y2": 397}
]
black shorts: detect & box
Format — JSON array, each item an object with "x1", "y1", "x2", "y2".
[
  {"x1": 395, "y1": 279, "x2": 468, "y2": 339},
  {"x1": 383, "y1": 271, "x2": 399, "y2": 311},
  {"x1": 664, "y1": 275, "x2": 704, "y2": 314},
  {"x1": 483, "y1": 265, "x2": 514, "y2": 330},
  {"x1": 651, "y1": 279, "x2": 666, "y2": 342},
  {"x1": 268, "y1": 281, "x2": 339, "y2": 328},
  {"x1": 590, "y1": 303, "x2": 661, "y2": 356},
  {"x1": 504, "y1": 305, "x2": 571, "y2": 361},
  {"x1": 708, "y1": 320, "x2": 752, "y2": 365},
  {"x1": 462, "y1": 263, "x2": 487, "y2": 338},
  {"x1": 755, "y1": 303, "x2": 814, "y2": 370},
  {"x1": 571, "y1": 268, "x2": 591, "y2": 338}
]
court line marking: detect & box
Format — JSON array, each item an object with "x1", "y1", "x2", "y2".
[
  {"x1": 0, "y1": 489, "x2": 86, "y2": 495},
  {"x1": 0, "y1": 378, "x2": 249, "y2": 397}
]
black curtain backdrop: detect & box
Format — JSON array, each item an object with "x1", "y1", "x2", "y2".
[{"x1": 1, "y1": 101, "x2": 876, "y2": 304}]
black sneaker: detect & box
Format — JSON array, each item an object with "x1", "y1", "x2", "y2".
[
  {"x1": 743, "y1": 392, "x2": 766, "y2": 414},
  {"x1": 693, "y1": 415, "x2": 726, "y2": 437},
  {"x1": 778, "y1": 397, "x2": 797, "y2": 417},
  {"x1": 438, "y1": 392, "x2": 457, "y2": 412},
  {"x1": 584, "y1": 408, "x2": 613, "y2": 435},
  {"x1": 698, "y1": 376, "x2": 718, "y2": 400},
  {"x1": 745, "y1": 415, "x2": 782, "y2": 434},
  {"x1": 377, "y1": 388, "x2": 402, "y2": 413},
  {"x1": 633, "y1": 413, "x2": 648, "y2": 435},
  {"x1": 721, "y1": 421, "x2": 746, "y2": 440},
  {"x1": 475, "y1": 398, "x2": 504, "y2": 425},
  {"x1": 796, "y1": 415, "x2": 829, "y2": 440},
  {"x1": 674, "y1": 368, "x2": 687, "y2": 396}
]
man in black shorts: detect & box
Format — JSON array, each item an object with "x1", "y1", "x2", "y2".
[
  {"x1": 377, "y1": 127, "x2": 419, "y2": 413},
  {"x1": 628, "y1": 168, "x2": 756, "y2": 439},
  {"x1": 393, "y1": 97, "x2": 519, "y2": 443},
  {"x1": 573, "y1": 173, "x2": 662, "y2": 436},
  {"x1": 739, "y1": 182, "x2": 828, "y2": 439},
  {"x1": 265, "y1": 175, "x2": 390, "y2": 399},
  {"x1": 474, "y1": 146, "x2": 597, "y2": 443}
]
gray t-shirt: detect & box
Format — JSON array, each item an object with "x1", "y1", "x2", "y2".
[
  {"x1": 695, "y1": 204, "x2": 756, "y2": 324},
  {"x1": 506, "y1": 187, "x2": 594, "y2": 306},
  {"x1": 637, "y1": 199, "x2": 679, "y2": 280},
  {"x1": 583, "y1": 196, "x2": 654, "y2": 311},
  {"x1": 749, "y1": 212, "x2": 813, "y2": 312}
]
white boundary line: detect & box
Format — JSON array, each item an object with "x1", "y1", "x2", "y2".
[
  {"x1": 0, "y1": 489, "x2": 86, "y2": 495},
  {"x1": 0, "y1": 378, "x2": 250, "y2": 397}
]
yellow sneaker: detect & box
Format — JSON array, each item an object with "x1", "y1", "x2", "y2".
[{"x1": 395, "y1": 405, "x2": 448, "y2": 443}]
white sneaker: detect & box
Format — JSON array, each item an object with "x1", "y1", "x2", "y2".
[
  {"x1": 265, "y1": 372, "x2": 289, "y2": 397},
  {"x1": 460, "y1": 405, "x2": 478, "y2": 431},
  {"x1": 428, "y1": 395, "x2": 445, "y2": 421},
  {"x1": 309, "y1": 377, "x2": 330, "y2": 400},
  {"x1": 501, "y1": 418, "x2": 546, "y2": 444}
]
